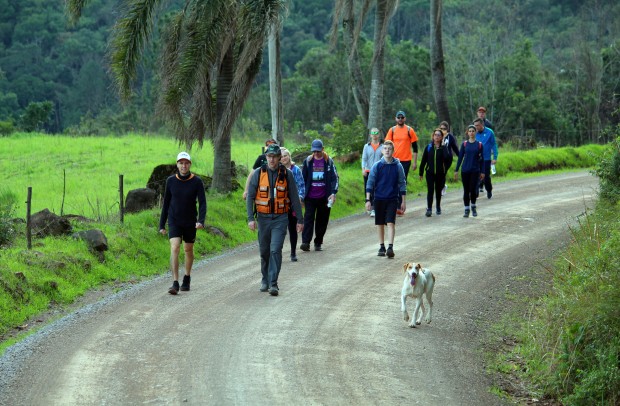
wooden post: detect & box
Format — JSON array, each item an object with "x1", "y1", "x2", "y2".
[
  {"x1": 26, "y1": 187, "x2": 32, "y2": 250},
  {"x1": 119, "y1": 174, "x2": 124, "y2": 224}
]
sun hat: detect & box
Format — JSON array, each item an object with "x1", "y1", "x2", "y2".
[
  {"x1": 311, "y1": 139, "x2": 324, "y2": 152},
  {"x1": 265, "y1": 143, "x2": 282, "y2": 156},
  {"x1": 176, "y1": 152, "x2": 191, "y2": 162}
]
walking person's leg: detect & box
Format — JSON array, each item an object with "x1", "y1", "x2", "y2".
[
  {"x1": 168, "y1": 237, "x2": 182, "y2": 294},
  {"x1": 384, "y1": 199, "x2": 398, "y2": 258},
  {"x1": 461, "y1": 172, "x2": 471, "y2": 217},
  {"x1": 287, "y1": 210, "x2": 297, "y2": 261},
  {"x1": 484, "y1": 160, "x2": 493, "y2": 198},
  {"x1": 301, "y1": 198, "x2": 317, "y2": 250},
  {"x1": 313, "y1": 200, "x2": 330, "y2": 248},
  {"x1": 257, "y1": 219, "x2": 271, "y2": 291},
  {"x1": 267, "y1": 215, "x2": 287, "y2": 295}
]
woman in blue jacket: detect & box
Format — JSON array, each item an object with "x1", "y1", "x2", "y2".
[{"x1": 454, "y1": 125, "x2": 486, "y2": 217}]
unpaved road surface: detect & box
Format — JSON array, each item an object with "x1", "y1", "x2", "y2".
[{"x1": 0, "y1": 172, "x2": 596, "y2": 405}]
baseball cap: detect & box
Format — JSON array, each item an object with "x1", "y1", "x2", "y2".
[
  {"x1": 396, "y1": 110, "x2": 406, "y2": 118},
  {"x1": 265, "y1": 143, "x2": 281, "y2": 156},
  {"x1": 176, "y1": 152, "x2": 191, "y2": 162},
  {"x1": 311, "y1": 139, "x2": 324, "y2": 152},
  {"x1": 477, "y1": 106, "x2": 487, "y2": 112}
]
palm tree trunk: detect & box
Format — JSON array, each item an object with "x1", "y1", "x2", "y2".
[
  {"x1": 342, "y1": 0, "x2": 369, "y2": 127},
  {"x1": 368, "y1": 0, "x2": 390, "y2": 131},
  {"x1": 430, "y1": 0, "x2": 451, "y2": 123},
  {"x1": 212, "y1": 46, "x2": 234, "y2": 193},
  {"x1": 269, "y1": 24, "x2": 284, "y2": 144}
]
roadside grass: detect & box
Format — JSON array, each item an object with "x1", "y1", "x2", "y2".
[{"x1": 0, "y1": 133, "x2": 608, "y2": 359}]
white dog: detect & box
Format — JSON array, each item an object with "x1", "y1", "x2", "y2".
[{"x1": 401, "y1": 263, "x2": 435, "y2": 328}]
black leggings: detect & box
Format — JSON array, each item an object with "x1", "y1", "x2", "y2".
[
  {"x1": 461, "y1": 171, "x2": 480, "y2": 207},
  {"x1": 287, "y1": 210, "x2": 298, "y2": 254},
  {"x1": 425, "y1": 173, "x2": 446, "y2": 210}
]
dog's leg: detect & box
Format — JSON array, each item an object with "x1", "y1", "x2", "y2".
[
  {"x1": 401, "y1": 294, "x2": 410, "y2": 322},
  {"x1": 417, "y1": 301, "x2": 426, "y2": 325},
  {"x1": 425, "y1": 276, "x2": 434, "y2": 324},
  {"x1": 411, "y1": 298, "x2": 422, "y2": 327}
]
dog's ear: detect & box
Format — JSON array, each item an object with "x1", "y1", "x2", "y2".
[
  {"x1": 402, "y1": 263, "x2": 410, "y2": 274},
  {"x1": 416, "y1": 263, "x2": 422, "y2": 271}
]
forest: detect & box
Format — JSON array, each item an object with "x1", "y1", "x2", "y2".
[{"x1": 0, "y1": 0, "x2": 619, "y2": 147}]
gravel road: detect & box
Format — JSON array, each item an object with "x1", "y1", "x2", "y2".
[{"x1": 0, "y1": 172, "x2": 597, "y2": 405}]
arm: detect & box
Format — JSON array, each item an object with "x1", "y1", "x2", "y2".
[
  {"x1": 329, "y1": 159, "x2": 339, "y2": 203},
  {"x1": 245, "y1": 170, "x2": 260, "y2": 223},
  {"x1": 419, "y1": 147, "x2": 428, "y2": 178},
  {"x1": 411, "y1": 141, "x2": 419, "y2": 170},
  {"x1": 292, "y1": 165, "x2": 305, "y2": 200},
  {"x1": 491, "y1": 134, "x2": 498, "y2": 163},
  {"x1": 196, "y1": 178, "x2": 207, "y2": 227},
  {"x1": 159, "y1": 177, "x2": 172, "y2": 233},
  {"x1": 287, "y1": 171, "x2": 303, "y2": 224}
]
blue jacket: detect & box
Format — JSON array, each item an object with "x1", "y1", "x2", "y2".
[
  {"x1": 455, "y1": 140, "x2": 485, "y2": 174},
  {"x1": 366, "y1": 157, "x2": 407, "y2": 200},
  {"x1": 475, "y1": 127, "x2": 498, "y2": 161}
]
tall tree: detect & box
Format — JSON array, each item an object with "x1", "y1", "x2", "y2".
[
  {"x1": 430, "y1": 0, "x2": 450, "y2": 123},
  {"x1": 269, "y1": 22, "x2": 283, "y2": 143},
  {"x1": 67, "y1": 0, "x2": 285, "y2": 193}
]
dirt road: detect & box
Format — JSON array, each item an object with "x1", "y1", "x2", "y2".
[{"x1": 0, "y1": 172, "x2": 596, "y2": 405}]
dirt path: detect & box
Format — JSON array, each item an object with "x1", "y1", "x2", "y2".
[{"x1": 0, "y1": 172, "x2": 596, "y2": 405}]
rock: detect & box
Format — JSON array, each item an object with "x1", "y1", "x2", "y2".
[
  {"x1": 31, "y1": 209, "x2": 72, "y2": 237},
  {"x1": 125, "y1": 188, "x2": 158, "y2": 213},
  {"x1": 72, "y1": 229, "x2": 108, "y2": 252},
  {"x1": 146, "y1": 164, "x2": 177, "y2": 197}
]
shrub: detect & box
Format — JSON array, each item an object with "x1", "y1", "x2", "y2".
[
  {"x1": 592, "y1": 134, "x2": 620, "y2": 204},
  {"x1": 0, "y1": 190, "x2": 17, "y2": 246},
  {"x1": 325, "y1": 116, "x2": 367, "y2": 156},
  {"x1": 0, "y1": 120, "x2": 15, "y2": 136}
]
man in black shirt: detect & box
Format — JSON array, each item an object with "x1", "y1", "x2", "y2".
[{"x1": 159, "y1": 152, "x2": 207, "y2": 295}]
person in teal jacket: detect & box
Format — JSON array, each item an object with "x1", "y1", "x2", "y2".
[{"x1": 474, "y1": 117, "x2": 498, "y2": 199}]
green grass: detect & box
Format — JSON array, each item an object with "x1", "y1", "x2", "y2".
[{"x1": 0, "y1": 133, "x2": 607, "y2": 355}]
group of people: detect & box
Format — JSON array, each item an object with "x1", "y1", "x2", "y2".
[{"x1": 157, "y1": 106, "x2": 497, "y2": 296}]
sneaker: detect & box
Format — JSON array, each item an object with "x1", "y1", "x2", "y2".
[
  {"x1": 260, "y1": 282, "x2": 269, "y2": 292},
  {"x1": 290, "y1": 253, "x2": 298, "y2": 262},
  {"x1": 314, "y1": 244, "x2": 322, "y2": 251},
  {"x1": 463, "y1": 208, "x2": 470, "y2": 218},
  {"x1": 425, "y1": 208, "x2": 432, "y2": 217},
  {"x1": 377, "y1": 246, "x2": 386, "y2": 257},
  {"x1": 370, "y1": 210, "x2": 375, "y2": 217},
  {"x1": 386, "y1": 247, "x2": 395, "y2": 258},
  {"x1": 300, "y1": 243, "x2": 310, "y2": 252},
  {"x1": 168, "y1": 281, "x2": 180, "y2": 295},
  {"x1": 180, "y1": 275, "x2": 191, "y2": 291},
  {"x1": 441, "y1": 185, "x2": 447, "y2": 196},
  {"x1": 471, "y1": 206, "x2": 478, "y2": 217},
  {"x1": 436, "y1": 208, "x2": 442, "y2": 215},
  {"x1": 487, "y1": 191, "x2": 493, "y2": 199},
  {"x1": 269, "y1": 284, "x2": 279, "y2": 296}
]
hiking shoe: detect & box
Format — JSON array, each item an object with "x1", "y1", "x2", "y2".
[
  {"x1": 370, "y1": 210, "x2": 375, "y2": 217},
  {"x1": 269, "y1": 284, "x2": 279, "y2": 296},
  {"x1": 487, "y1": 191, "x2": 493, "y2": 199},
  {"x1": 260, "y1": 282, "x2": 269, "y2": 292},
  {"x1": 300, "y1": 243, "x2": 310, "y2": 252},
  {"x1": 425, "y1": 208, "x2": 432, "y2": 217},
  {"x1": 463, "y1": 209, "x2": 470, "y2": 218},
  {"x1": 377, "y1": 246, "x2": 386, "y2": 257},
  {"x1": 436, "y1": 208, "x2": 442, "y2": 215},
  {"x1": 314, "y1": 244, "x2": 322, "y2": 251},
  {"x1": 472, "y1": 206, "x2": 478, "y2": 217},
  {"x1": 386, "y1": 247, "x2": 395, "y2": 258},
  {"x1": 290, "y1": 253, "x2": 298, "y2": 262},
  {"x1": 441, "y1": 185, "x2": 447, "y2": 196},
  {"x1": 180, "y1": 275, "x2": 191, "y2": 291},
  {"x1": 168, "y1": 281, "x2": 180, "y2": 295}
]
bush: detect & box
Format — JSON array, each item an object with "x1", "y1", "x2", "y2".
[
  {"x1": 0, "y1": 190, "x2": 17, "y2": 246},
  {"x1": 0, "y1": 120, "x2": 15, "y2": 136},
  {"x1": 593, "y1": 134, "x2": 620, "y2": 204},
  {"x1": 325, "y1": 116, "x2": 367, "y2": 156}
]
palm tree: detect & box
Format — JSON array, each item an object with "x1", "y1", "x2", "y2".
[{"x1": 67, "y1": 0, "x2": 285, "y2": 193}]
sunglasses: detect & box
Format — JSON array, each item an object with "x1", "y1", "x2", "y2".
[
  {"x1": 370, "y1": 131, "x2": 379, "y2": 135},
  {"x1": 396, "y1": 116, "x2": 405, "y2": 119}
]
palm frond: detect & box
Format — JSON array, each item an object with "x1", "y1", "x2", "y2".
[
  {"x1": 65, "y1": 0, "x2": 88, "y2": 25},
  {"x1": 109, "y1": 0, "x2": 161, "y2": 100}
]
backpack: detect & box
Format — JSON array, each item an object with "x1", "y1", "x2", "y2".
[
  {"x1": 463, "y1": 140, "x2": 482, "y2": 151},
  {"x1": 390, "y1": 125, "x2": 414, "y2": 141}
]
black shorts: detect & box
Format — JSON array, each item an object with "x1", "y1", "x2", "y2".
[
  {"x1": 374, "y1": 199, "x2": 398, "y2": 225},
  {"x1": 168, "y1": 224, "x2": 197, "y2": 243}
]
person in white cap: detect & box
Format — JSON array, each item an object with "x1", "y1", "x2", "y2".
[{"x1": 159, "y1": 152, "x2": 207, "y2": 295}]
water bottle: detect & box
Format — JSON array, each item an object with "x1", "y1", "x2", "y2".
[
  {"x1": 327, "y1": 197, "x2": 333, "y2": 208},
  {"x1": 491, "y1": 164, "x2": 497, "y2": 175}
]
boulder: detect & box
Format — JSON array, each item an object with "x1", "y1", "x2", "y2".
[
  {"x1": 125, "y1": 188, "x2": 158, "y2": 213},
  {"x1": 72, "y1": 229, "x2": 108, "y2": 252},
  {"x1": 31, "y1": 209, "x2": 72, "y2": 237},
  {"x1": 146, "y1": 164, "x2": 177, "y2": 197}
]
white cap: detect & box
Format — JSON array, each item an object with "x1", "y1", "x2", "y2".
[{"x1": 176, "y1": 152, "x2": 191, "y2": 162}]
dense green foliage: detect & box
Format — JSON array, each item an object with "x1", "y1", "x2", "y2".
[{"x1": 1, "y1": 0, "x2": 618, "y2": 146}]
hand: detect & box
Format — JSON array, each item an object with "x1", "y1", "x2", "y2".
[
  {"x1": 480, "y1": 173, "x2": 486, "y2": 180},
  {"x1": 196, "y1": 223, "x2": 204, "y2": 229},
  {"x1": 365, "y1": 201, "x2": 371, "y2": 210},
  {"x1": 296, "y1": 223, "x2": 304, "y2": 233},
  {"x1": 248, "y1": 221, "x2": 256, "y2": 231},
  {"x1": 419, "y1": 176, "x2": 423, "y2": 181},
  {"x1": 242, "y1": 191, "x2": 248, "y2": 200},
  {"x1": 400, "y1": 201, "x2": 406, "y2": 213},
  {"x1": 412, "y1": 163, "x2": 417, "y2": 171},
  {"x1": 454, "y1": 172, "x2": 458, "y2": 181},
  {"x1": 491, "y1": 159, "x2": 497, "y2": 165},
  {"x1": 159, "y1": 229, "x2": 167, "y2": 236},
  {"x1": 328, "y1": 194, "x2": 336, "y2": 204}
]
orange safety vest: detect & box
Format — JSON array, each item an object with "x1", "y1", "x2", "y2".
[{"x1": 255, "y1": 165, "x2": 290, "y2": 214}]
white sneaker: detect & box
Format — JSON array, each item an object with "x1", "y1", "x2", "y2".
[
  {"x1": 441, "y1": 185, "x2": 447, "y2": 196},
  {"x1": 370, "y1": 210, "x2": 375, "y2": 217}
]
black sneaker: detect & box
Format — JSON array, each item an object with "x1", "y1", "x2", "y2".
[
  {"x1": 436, "y1": 208, "x2": 442, "y2": 215},
  {"x1": 314, "y1": 244, "x2": 322, "y2": 251},
  {"x1": 269, "y1": 284, "x2": 279, "y2": 296},
  {"x1": 300, "y1": 243, "x2": 310, "y2": 252},
  {"x1": 471, "y1": 206, "x2": 478, "y2": 217},
  {"x1": 463, "y1": 209, "x2": 470, "y2": 218},
  {"x1": 386, "y1": 247, "x2": 395, "y2": 258},
  {"x1": 290, "y1": 253, "x2": 298, "y2": 262},
  {"x1": 168, "y1": 281, "x2": 179, "y2": 295},
  {"x1": 377, "y1": 246, "x2": 386, "y2": 257},
  {"x1": 180, "y1": 275, "x2": 191, "y2": 291},
  {"x1": 260, "y1": 282, "x2": 269, "y2": 292},
  {"x1": 425, "y1": 209, "x2": 432, "y2": 217},
  {"x1": 487, "y1": 191, "x2": 493, "y2": 199}
]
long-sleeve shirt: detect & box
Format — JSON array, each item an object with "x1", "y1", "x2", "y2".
[
  {"x1": 475, "y1": 127, "x2": 498, "y2": 161},
  {"x1": 366, "y1": 157, "x2": 407, "y2": 200},
  {"x1": 419, "y1": 143, "x2": 450, "y2": 177},
  {"x1": 455, "y1": 140, "x2": 485, "y2": 174},
  {"x1": 362, "y1": 142, "x2": 383, "y2": 172},
  {"x1": 159, "y1": 173, "x2": 207, "y2": 229}
]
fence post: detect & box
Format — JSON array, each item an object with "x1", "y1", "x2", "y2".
[
  {"x1": 26, "y1": 187, "x2": 32, "y2": 250},
  {"x1": 119, "y1": 174, "x2": 124, "y2": 224}
]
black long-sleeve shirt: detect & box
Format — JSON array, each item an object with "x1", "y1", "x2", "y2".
[{"x1": 159, "y1": 173, "x2": 207, "y2": 229}]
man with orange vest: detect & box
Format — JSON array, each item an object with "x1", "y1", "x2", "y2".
[{"x1": 246, "y1": 144, "x2": 304, "y2": 296}]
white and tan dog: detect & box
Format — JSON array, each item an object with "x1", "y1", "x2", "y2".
[{"x1": 401, "y1": 263, "x2": 435, "y2": 328}]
